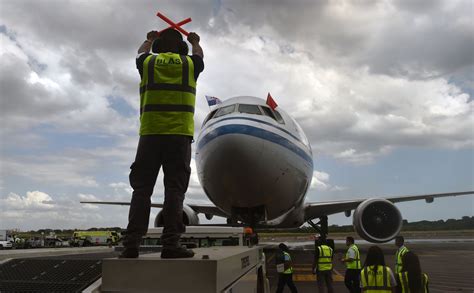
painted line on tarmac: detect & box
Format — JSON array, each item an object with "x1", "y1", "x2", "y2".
[{"x1": 292, "y1": 266, "x2": 344, "y2": 282}]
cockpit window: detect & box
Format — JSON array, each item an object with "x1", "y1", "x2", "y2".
[
  {"x1": 273, "y1": 110, "x2": 285, "y2": 124},
  {"x1": 261, "y1": 106, "x2": 285, "y2": 124},
  {"x1": 213, "y1": 104, "x2": 236, "y2": 118},
  {"x1": 261, "y1": 106, "x2": 276, "y2": 119},
  {"x1": 238, "y1": 104, "x2": 262, "y2": 115},
  {"x1": 202, "y1": 109, "x2": 218, "y2": 126}
]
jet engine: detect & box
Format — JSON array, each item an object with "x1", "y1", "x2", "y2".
[
  {"x1": 353, "y1": 198, "x2": 403, "y2": 243},
  {"x1": 154, "y1": 204, "x2": 200, "y2": 227}
]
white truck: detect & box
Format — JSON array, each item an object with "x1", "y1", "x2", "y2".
[{"x1": 0, "y1": 229, "x2": 13, "y2": 249}]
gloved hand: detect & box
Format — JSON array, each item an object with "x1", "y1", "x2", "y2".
[
  {"x1": 187, "y1": 32, "x2": 200, "y2": 44},
  {"x1": 147, "y1": 31, "x2": 160, "y2": 41}
]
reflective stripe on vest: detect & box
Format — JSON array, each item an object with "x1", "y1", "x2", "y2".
[
  {"x1": 399, "y1": 272, "x2": 428, "y2": 293},
  {"x1": 317, "y1": 245, "x2": 333, "y2": 271},
  {"x1": 360, "y1": 266, "x2": 393, "y2": 293},
  {"x1": 139, "y1": 53, "x2": 196, "y2": 136},
  {"x1": 346, "y1": 244, "x2": 361, "y2": 270},
  {"x1": 283, "y1": 251, "x2": 293, "y2": 274},
  {"x1": 395, "y1": 246, "x2": 409, "y2": 273}
]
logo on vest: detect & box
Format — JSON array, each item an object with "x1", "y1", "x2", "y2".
[{"x1": 156, "y1": 58, "x2": 182, "y2": 65}]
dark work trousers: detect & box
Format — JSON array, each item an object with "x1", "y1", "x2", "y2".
[
  {"x1": 122, "y1": 135, "x2": 192, "y2": 249},
  {"x1": 344, "y1": 269, "x2": 361, "y2": 293},
  {"x1": 316, "y1": 270, "x2": 334, "y2": 293},
  {"x1": 276, "y1": 273, "x2": 298, "y2": 293}
]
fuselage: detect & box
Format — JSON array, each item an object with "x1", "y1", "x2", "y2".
[{"x1": 195, "y1": 96, "x2": 313, "y2": 225}]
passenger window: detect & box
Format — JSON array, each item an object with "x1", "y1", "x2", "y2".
[
  {"x1": 238, "y1": 104, "x2": 262, "y2": 115},
  {"x1": 214, "y1": 104, "x2": 236, "y2": 118}
]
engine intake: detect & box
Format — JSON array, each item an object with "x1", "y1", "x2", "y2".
[
  {"x1": 353, "y1": 198, "x2": 402, "y2": 243},
  {"x1": 154, "y1": 204, "x2": 200, "y2": 227}
]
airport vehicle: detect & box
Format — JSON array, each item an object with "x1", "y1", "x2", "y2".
[
  {"x1": 81, "y1": 96, "x2": 474, "y2": 243},
  {"x1": 0, "y1": 239, "x2": 13, "y2": 249},
  {"x1": 142, "y1": 226, "x2": 244, "y2": 248},
  {"x1": 70, "y1": 230, "x2": 120, "y2": 246},
  {"x1": 0, "y1": 230, "x2": 13, "y2": 249},
  {"x1": 0, "y1": 229, "x2": 12, "y2": 242}
]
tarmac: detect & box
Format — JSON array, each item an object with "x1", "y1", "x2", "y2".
[{"x1": 0, "y1": 240, "x2": 473, "y2": 292}]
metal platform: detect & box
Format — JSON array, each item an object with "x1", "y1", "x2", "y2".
[
  {"x1": 0, "y1": 258, "x2": 102, "y2": 292},
  {"x1": 98, "y1": 246, "x2": 268, "y2": 293}
]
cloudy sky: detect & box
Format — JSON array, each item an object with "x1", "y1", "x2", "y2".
[{"x1": 0, "y1": 0, "x2": 473, "y2": 231}]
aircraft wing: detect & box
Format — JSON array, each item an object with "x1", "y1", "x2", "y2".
[
  {"x1": 303, "y1": 191, "x2": 474, "y2": 221},
  {"x1": 80, "y1": 201, "x2": 229, "y2": 218}
]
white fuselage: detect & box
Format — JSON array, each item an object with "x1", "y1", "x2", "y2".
[{"x1": 195, "y1": 96, "x2": 313, "y2": 225}]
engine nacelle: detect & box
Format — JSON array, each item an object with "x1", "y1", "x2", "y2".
[
  {"x1": 154, "y1": 204, "x2": 200, "y2": 227},
  {"x1": 353, "y1": 198, "x2": 403, "y2": 243}
]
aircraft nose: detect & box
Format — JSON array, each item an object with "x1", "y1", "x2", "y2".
[{"x1": 196, "y1": 127, "x2": 266, "y2": 208}]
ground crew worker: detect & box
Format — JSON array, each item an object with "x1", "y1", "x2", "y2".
[
  {"x1": 396, "y1": 251, "x2": 429, "y2": 293},
  {"x1": 395, "y1": 236, "x2": 409, "y2": 274},
  {"x1": 120, "y1": 28, "x2": 204, "y2": 259},
  {"x1": 312, "y1": 238, "x2": 334, "y2": 293},
  {"x1": 341, "y1": 236, "x2": 361, "y2": 293},
  {"x1": 360, "y1": 246, "x2": 397, "y2": 292},
  {"x1": 276, "y1": 243, "x2": 298, "y2": 293}
]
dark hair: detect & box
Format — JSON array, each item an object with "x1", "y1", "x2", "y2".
[
  {"x1": 152, "y1": 28, "x2": 188, "y2": 55},
  {"x1": 402, "y1": 251, "x2": 424, "y2": 292},
  {"x1": 346, "y1": 236, "x2": 354, "y2": 244},
  {"x1": 364, "y1": 245, "x2": 385, "y2": 274},
  {"x1": 279, "y1": 243, "x2": 289, "y2": 252},
  {"x1": 314, "y1": 238, "x2": 322, "y2": 247},
  {"x1": 395, "y1": 235, "x2": 405, "y2": 244}
]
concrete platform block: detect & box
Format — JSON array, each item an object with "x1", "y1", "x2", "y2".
[{"x1": 101, "y1": 246, "x2": 264, "y2": 293}]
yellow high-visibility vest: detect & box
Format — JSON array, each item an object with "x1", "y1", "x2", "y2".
[
  {"x1": 317, "y1": 245, "x2": 333, "y2": 271},
  {"x1": 346, "y1": 244, "x2": 361, "y2": 270},
  {"x1": 282, "y1": 251, "x2": 294, "y2": 274},
  {"x1": 399, "y1": 272, "x2": 428, "y2": 293},
  {"x1": 360, "y1": 265, "x2": 393, "y2": 293},
  {"x1": 139, "y1": 53, "x2": 196, "y2": 136},
  {"x1": 395, "y1": 246, "x2": 409, "y2": 273}
]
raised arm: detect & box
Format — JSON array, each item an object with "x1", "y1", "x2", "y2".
[
  {"x1": 187, "y1": 32, "x2": 203, "y2": 59},
  {"x1": 138, "y1": 31, "x2": 159, "y2": 54}
]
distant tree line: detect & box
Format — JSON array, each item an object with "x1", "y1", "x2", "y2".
[
  {"x1": 11, "y1": 216, "x2": 474, "y2": 236},
  {"x1": 258, "y1": 216, "x2": 474, "y2": 233}
]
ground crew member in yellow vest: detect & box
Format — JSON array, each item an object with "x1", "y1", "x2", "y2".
[
  {"x1": 360, "y1": 246, "x2": 397, "y2": 293},
  {"x1": 312, "y1": 238, "x2": 334, "y2": 293},
  {"x1": 276, "y1": 243, "x2": 298, "y2": 293},
  {"x1": 120, "y1": 28, "x2": 204, "y2": 259},
  {"x1": 396, "y1": 251, "x2": 429, "y2": 293},
  {"x1": 395, "y1": 236, "x2": 409, "y2": 274},
  {"x1": 341, "y1": 236, "x2": 362, "y2": 293}
]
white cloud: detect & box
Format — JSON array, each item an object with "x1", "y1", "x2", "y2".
[
  {"x1": 3, "y1": 156, "x2": 99, "y2": 187},
  {"x1": 2, "y1": 191, "x2": 54, "y2": 210},
  {"x1": 310, "y1": 170, "x2": 346, "y2": 192},
  {"x1": 109, "y1": 182, "x2": 133, "y2": 196}
]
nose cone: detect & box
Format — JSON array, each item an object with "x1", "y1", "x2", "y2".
[{"x1": 197, "y1": 131, "x2": 266, "y2": 212}]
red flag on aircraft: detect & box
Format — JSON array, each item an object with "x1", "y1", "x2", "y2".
[{"x1": 266, "y1": 93, "x2": 278, "y2": 110}]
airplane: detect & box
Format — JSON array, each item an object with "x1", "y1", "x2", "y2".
[{"x1": 82, "y1": 95, "x2": 474, "y2": 243}]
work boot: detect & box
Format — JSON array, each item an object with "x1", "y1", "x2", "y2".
[
  {"x1": 118, "y1": 247, "x2": 139, "y2": 258},
  {"x1": 161, "y1": 246, "x2": 195, "y2": 259}
]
